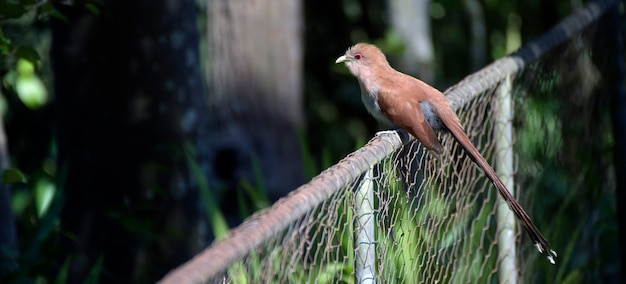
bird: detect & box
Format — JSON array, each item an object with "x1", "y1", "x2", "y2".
[{"x1": 336, "y1": 43, "x2": 557, "y2": 264}]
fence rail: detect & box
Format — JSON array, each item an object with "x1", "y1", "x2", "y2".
[{"x1": 160, "y1": 1, "x2": 618, "y2": 282}]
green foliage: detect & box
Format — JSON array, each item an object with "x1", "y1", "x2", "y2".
[
  {"x1": 34, "y1": 177, "x2": 55, "y2": 217},
  {"x1": 0, "y1": 0, "x2": 101, "y2": 110},
  {"x1": 185, "y1": 143, "x2": 230, "y2": 240},
  {"x1": 6, "y1": 166, "x2": 64, "y2": 282},
  {"x1": 53, "y1": 258, "x2": 70, "y2": 284},
  {"x1": 11, "y1": 58, "x2": 47, "y2": 109},
  {"x1": 375, "y1": 161, "x2": 496, "y2": 283},
  {"x1": 52, "y1": 254, "x2": 104, "y2": 284},
  {"x1": 298, "y1": 129, "x2": 338, "y2": 180},
  {"x1": 0, "y1": 0, "x2": 38, "y2": 20},
  {"x1": 186, "y1": 143, "x2": 273, "y2": 241},
  {"x1": 83, "y1": 255, "x2": 104, "y2": 284},
  {"x1": 0, "y1": 2, "x2": 49, "y2": 111},
  {"x1": 513, "y1": 59, "x2": 619, "y2": 281},
  {"x1": 2, "y1": 167, "x2": 27, "y2": 184},
  {"x1": 239, "y1": 154, "x2": 272, "y2": 213}
]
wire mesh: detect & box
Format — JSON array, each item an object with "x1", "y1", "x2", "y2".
[{"x1": 202, "y1": 84, "x2": 515, "y2": 283}]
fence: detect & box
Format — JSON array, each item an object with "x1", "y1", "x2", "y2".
[{"x1": 162, "y1": 0, "x2": 620, "y2": 282}]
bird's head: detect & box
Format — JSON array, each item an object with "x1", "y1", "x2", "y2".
[{"x1": 335, "y1": 43, "x2": 390, "y2": 78}]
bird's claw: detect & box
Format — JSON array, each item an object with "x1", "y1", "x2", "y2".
[{"x1": 375, "y1": 130, "x2": 399, "y2": 137}]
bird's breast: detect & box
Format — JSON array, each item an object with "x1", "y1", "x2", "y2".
[{"x1": 359, "y1": 85, "x2": 394, "y2": 126}]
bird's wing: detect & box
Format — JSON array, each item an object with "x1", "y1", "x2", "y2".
[{"x1": 376, "y1": 83, "x2": 444, "y2": 156}]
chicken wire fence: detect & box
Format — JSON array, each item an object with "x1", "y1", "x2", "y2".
[{"x1": 162, "y1": 0, "x2": 620, "y2": 283}]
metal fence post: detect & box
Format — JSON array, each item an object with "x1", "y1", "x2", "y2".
[
  {"x1": 495, "y1": 75, "x2": 518, "y2": 284},
  {"x1": 355, "y1": 166, "x2": 376, "y2": 284}
]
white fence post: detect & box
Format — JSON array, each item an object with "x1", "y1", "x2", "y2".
[
  {"x1": 355, "y1": 166, "x2": 377, "y2": 284},
  {"x1": 495, "y1": 75, "x2": 518, "y2": 284}
]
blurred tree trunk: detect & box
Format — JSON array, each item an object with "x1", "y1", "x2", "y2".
[
  {"x1": 388, "y1": 0, "x2": 435, "y2": 83},
  {"x1": 205, "y1": 0, "x2": 304, "y2": 212},
  {"x1": 51, "y1": 0, "x2": 210, "y2": 282},
  {"x1": 604, "y1": 8, "x2": 626, "y2": 280},
  {"x1": 462, "y1": 0, "x2": 487, "y2": 71}
]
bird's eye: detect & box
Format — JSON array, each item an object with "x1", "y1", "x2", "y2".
[{"x1": 354, "y1": 53, "x2": 362, "y2": 60}]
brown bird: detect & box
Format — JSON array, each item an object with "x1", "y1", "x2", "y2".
[{"x1": 336, "y1": 43, "x2": 556, "y2": 264}]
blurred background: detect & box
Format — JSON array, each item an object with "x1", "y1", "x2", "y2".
[{"x1": 0, "y1": 0, "x2": 622, "y2": 283}]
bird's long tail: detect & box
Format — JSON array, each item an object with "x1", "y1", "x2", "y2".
[{"x1": 446, "y1": 119, "x2": 557, "y2": 264}]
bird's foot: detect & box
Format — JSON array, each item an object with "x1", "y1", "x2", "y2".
[{"x1": 374, "y1": 130, "x2": 399, "y2": 137}]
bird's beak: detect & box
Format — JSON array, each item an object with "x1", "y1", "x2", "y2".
[{"x1": 335, "y1": 55, "x2": 352, "y2": 64}]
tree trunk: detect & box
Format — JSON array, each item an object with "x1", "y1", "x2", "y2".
[
  {"x1": 604, "y1": 8, "x2": 626, "y2": 281},
  {"x1": 388, "y1": 0, "x2": 435, "y2": 82},
  {"x1": 51, "y1": 0, "x2": 210, "y2": 282},
  {"x1": 205, "y1": 0, "x2": 305, "y2": 210},
  {"x1": 462, "y1": 0, "x2": 487, "y2": 71}
]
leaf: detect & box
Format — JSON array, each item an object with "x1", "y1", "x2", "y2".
[
  {"x1": 561, "y1": 270, "x2": 582, "y2": 284},
  {"x1": 0, "y1": 28, "x2": 12, "y2": 53},
  {"x1": 10, "y1": 189, "x2": 31, "y2": 216},
  {"x1": 2, "y1": 69, "x2": 17, "y2": 88},
  {"x1": 185, "y1": 142, "x2": 230, "y2": 240},
  {"x1": 15, "y1": 46, "x2": 41, "y2": 65},
  {"x1": 2, "y1": 168, "x2": 27, "y2": 184},
  {"x1": 46, "y1": 9, "x2": 70, "y2": 23},
  {"x1": 84, "y1": 3, "x2": 101, "y2": 16},
  {"x1": 17, "y1": 57, "x2": 35, "y2": 74},
  {"x1": 0, "y1": 3, "x2": 28, "y2": 20},
  {"x1": 54, "y1": 257, "x2": 71, "y2": 284},
  {"x1": 0, "y1": 0, "x2": 38, "y2": 19},
  {"x1": 15, "y1": 58, "x2": 48, "y2": 109},
  {"x1": 35, "y1": 178, "x2": 55, "y2": 217},
  {"x1": 16, "y1": 74, "x2": 47, "y2": 109},
  {"x1": 316, "y1": 263, "x2": 348, "y2": 284},
  {"x1": 84, "y1": 255, "x2": 105, "y2": 284}
]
